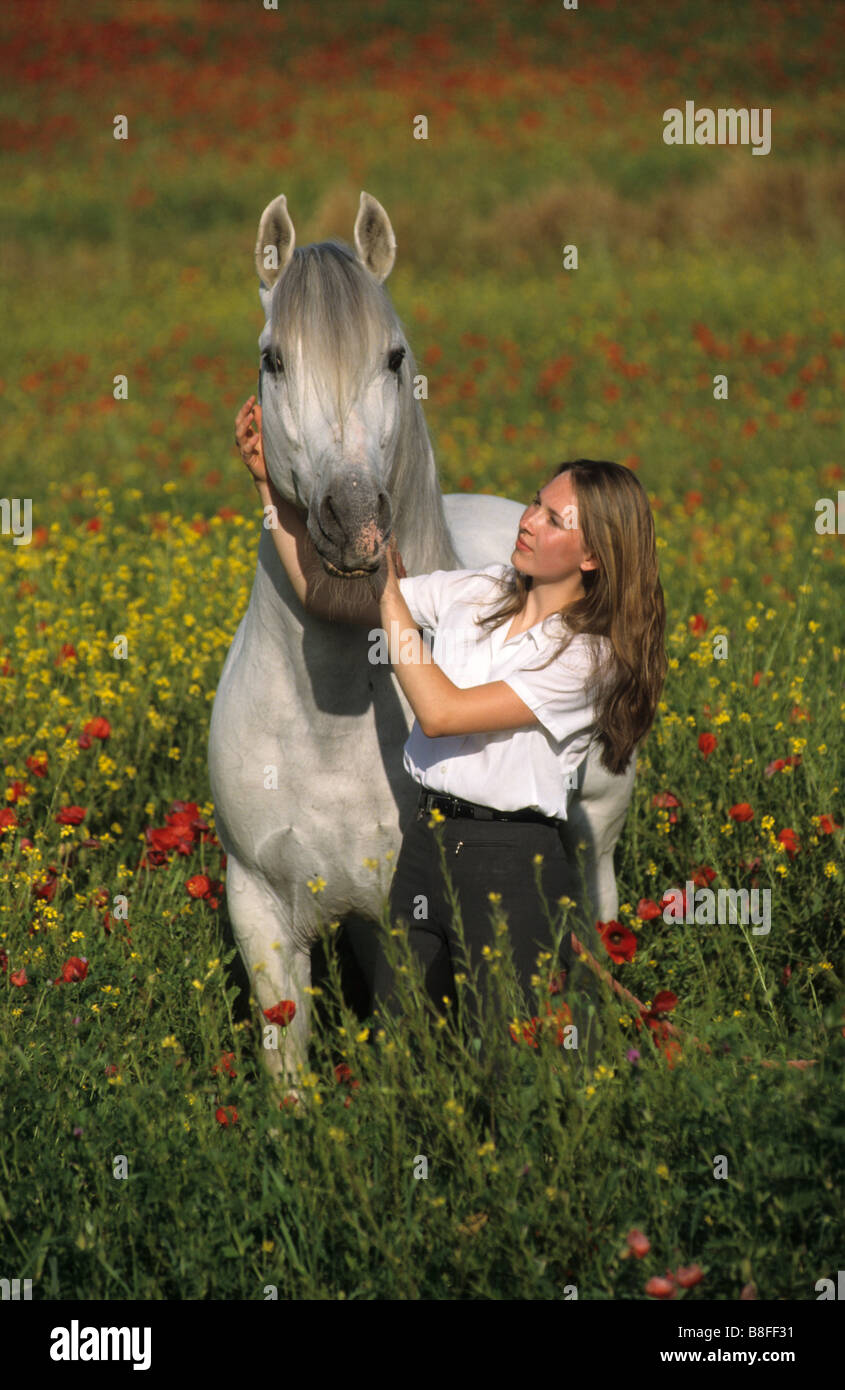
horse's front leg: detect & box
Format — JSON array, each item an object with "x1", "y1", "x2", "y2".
[{"x1": 224, "y1": 852, "x2": 312, "y2": 1097}]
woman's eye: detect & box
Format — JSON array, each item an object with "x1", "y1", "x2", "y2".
[{"x1": 388, "y1": 346, "x2": 406, "y2": 373}]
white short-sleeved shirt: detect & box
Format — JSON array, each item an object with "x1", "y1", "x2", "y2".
[{"x1": 396, "y1": 563, "x2": 611, "y2": 821}]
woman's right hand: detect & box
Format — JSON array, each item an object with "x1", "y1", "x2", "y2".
[{"x1": 235, "y1": 396, "x2": 267, "y2": 484}]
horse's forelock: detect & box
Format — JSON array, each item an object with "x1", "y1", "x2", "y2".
[{"x1": 269, "y1": 240, "x2": 398, "y2": 426}]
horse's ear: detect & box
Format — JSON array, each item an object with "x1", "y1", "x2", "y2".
[
  {"x1": 255, "y1": 194, "x2": 296, "y2": 290},
  {"x1": 354, "y1": 191, "x2": 396, "y2": 283}
]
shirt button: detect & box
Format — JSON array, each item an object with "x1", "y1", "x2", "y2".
[{"x1": 440, "y1": 765, "x2": 447, "y2": 773}]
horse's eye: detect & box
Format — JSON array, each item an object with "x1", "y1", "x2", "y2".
[
  {"x1": 388, "y1": 346, "x2": 406, "y2": 374},
  {"x1": 262, "y1": 349, "x2": 283, "y2": 375}
]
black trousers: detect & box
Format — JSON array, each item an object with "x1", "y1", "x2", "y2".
[{"x1": 373, "y1": 807, "x2": 603, "y2": 1060}]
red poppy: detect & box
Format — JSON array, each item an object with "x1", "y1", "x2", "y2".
[
  {"x1": 652, "y1": 790, "x2": 681, "y2": 825},
  {"x1": 279, "y1": 1095, "x2": 298, "y2": 1110},
  {"x1": 186, "y1": 874, "x2": 211, "y2": 898},
  {"x1": 818, "y1": 814, "x2": 841, "y2": 834},
  {"x1": 10, "y1": 968, "x2": 27, "y2": 987},
  {"x1": 0, "y1": 808, "x2": 18, "y2": 831},
  {"x1": 104, "y1": 1064, "x2": 118, "y2": 1076},
  {"x1": 675, "y1": 1264, "x2": 703, "y2": 1287},
  {"x1": 55, "y1": 956, "x2": 88, "y2": 984},
  {"x1": 777, "y1": 827, "x2": 800, "y2": 858},
  {"x1": 645, "y1": 1275, "x2": 676, "y2": 1299},
  {"x1": 212, "y1": 1051, "x2": 237, "y2": 1078},
  {"x1": 652, "y1": 791, "x2": 681, "y2": 808},
  {"x1": 25, "y1": 754, "x2": 48, "y2": 777},
  {"x1": 690, "y1": 865, "x2": 716, "y2": 888},
  {"x1": 636, "y1": 899, "x2": 662, "y2": 921},
  {"x1": 509, "y1": 1017, "x2": 540, "y2": 1049},
  {"x1": 334, "y1": 1062, "x2": 352, "y2": 1084},
  {"x1": 33, "y1": 870, "x2": 59, "y2": 902},
  {"x1": 82, "y1": 717, "x2": 111, "y2": 740},
  {"x1": 56, "y1": 805, "x2": 86, "y2": 826},
  {"x1": 215, "y1": 1106, "x2": 238, "y2": 1126},
  {"x1": 651, "y1": 990, "x2": 678, "y2": 1015},
  {"x1": 689, "y1": 614, "x2": 708, "y2": 634},
  {"x1": 543, "y1": 1000, "x2": 573, "y2": 1044},
  {"x1": 599, "y1": 920, "x2": 637, "y2": 964},
  {"x1": 626, "y1": 1229, "x2": 650, "y2": 1258},
  {"x1": 263, "y1": 1000, "x2": 296, "y2": 1027},
  {"x1": 729, "y1": 803, "x2": 754, "y2": 822},
  {"x1": 698, "y1": 732, "x2": 717, "y2": 757}
]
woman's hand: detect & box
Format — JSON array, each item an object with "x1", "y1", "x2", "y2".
[
  {"x1": 235, "y1": 396, "x2": 267, "y2": 484},
  {"x1": 375, "y1": 535, "x2": 407, "y2": 609}
]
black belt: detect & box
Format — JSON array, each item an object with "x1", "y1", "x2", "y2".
[{"x1": 417, "y1": 788, "x2": 563, "y2": 828}]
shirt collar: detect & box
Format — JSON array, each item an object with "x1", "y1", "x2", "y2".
[{"x1": 498, "y1": 612, "x2": 568, "y2": 651}]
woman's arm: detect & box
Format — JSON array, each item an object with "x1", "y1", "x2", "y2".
[
  {"x1": 235, "y1": 397, "x2": 382, "y2": 627},
  {"x1": 378, "y1": 562, "x2": 540, "y2": 739}
]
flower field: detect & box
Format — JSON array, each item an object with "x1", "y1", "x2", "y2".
[{"x1": 0, "y1": 0, "x2": 843, "y2": 1303}]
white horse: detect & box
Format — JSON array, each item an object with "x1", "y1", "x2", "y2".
[{"x1": 208, "y1": 192, "x2": 636, "y2": 1085}]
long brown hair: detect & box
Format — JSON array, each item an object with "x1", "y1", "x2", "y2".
[{"x1": 475, "y1": 460, "x2": 667, "y2": 775}]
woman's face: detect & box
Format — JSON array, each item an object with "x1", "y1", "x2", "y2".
[{"x1": 511, "y1": 472, "x2": 598, "y2": 584}]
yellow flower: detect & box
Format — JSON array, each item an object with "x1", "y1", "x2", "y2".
[
  {"x1": 656, "y1": 1163, "x2": 670, "y2": 1179},
  {"x1": 307, "y1": 876, "x2": 326, "y2": 894},
  {"x1": 356, "y1": 1027, "x2": 370, "y2": 1043},
  {"x1": 262, "y1": 1240, "x2": 275, "y2": 1253}
]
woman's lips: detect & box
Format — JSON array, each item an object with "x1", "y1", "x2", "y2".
[{"x1": 515, "y1": 536, "x2": 531, "y2": 552}]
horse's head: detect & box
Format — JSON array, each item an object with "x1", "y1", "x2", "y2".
[{"x1": 254, "y1": 191, "x2": 414, "y2": 577}]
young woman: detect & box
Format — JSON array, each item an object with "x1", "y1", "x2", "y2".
[{"x1": 234, "y1": 395, "x2": 667, "y2": 1049}]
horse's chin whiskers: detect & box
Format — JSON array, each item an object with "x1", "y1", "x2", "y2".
[{"x1": 310, "y1": 565, "x2": 375, "y2": 618}]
